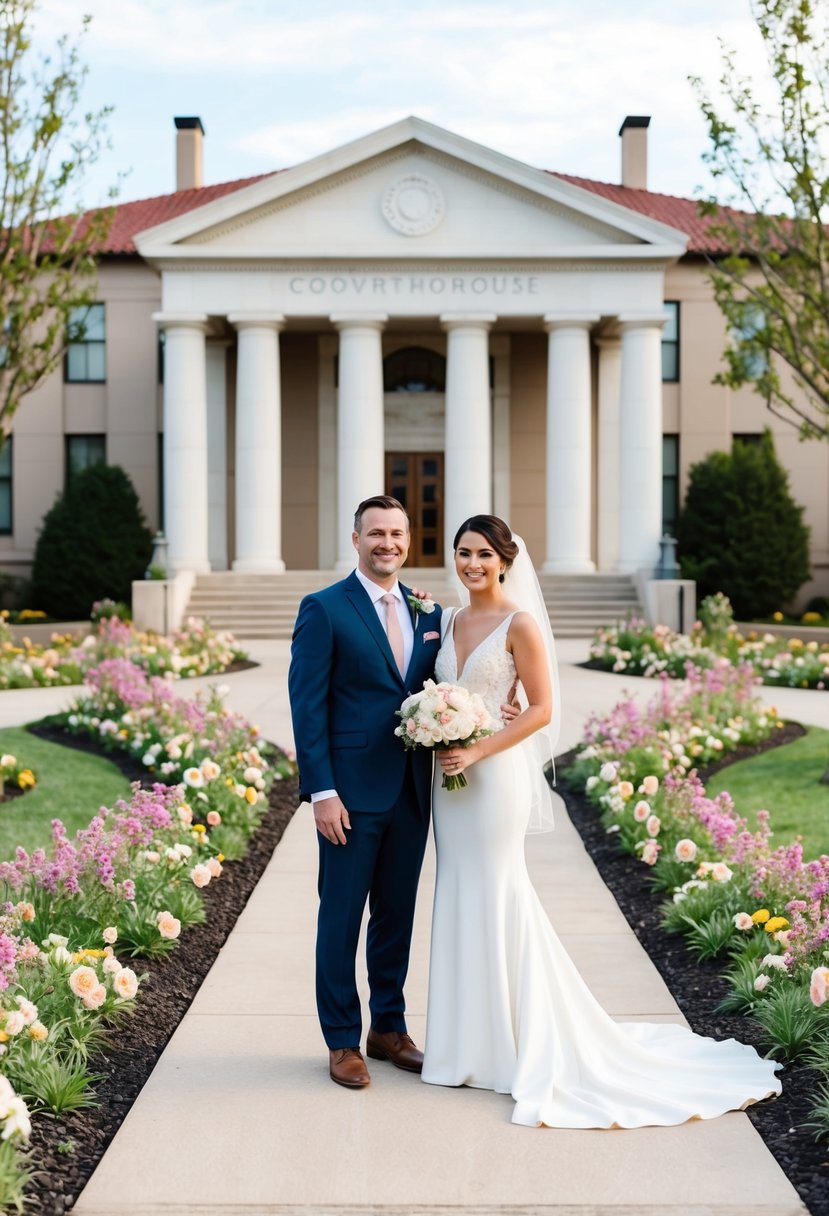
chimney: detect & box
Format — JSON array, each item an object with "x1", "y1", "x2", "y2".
[
  {"x1": 174, "y1": 116, "x2": 205, "y2": 191},
  {"x1": 619, "y1": 115, "x2": 649, "y2": 190}
]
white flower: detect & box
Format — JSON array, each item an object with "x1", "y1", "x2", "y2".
[
  {"x1": 183, "y1": 767, "x2": 204, "y2": 788},
  {"x1": 585, "y1": 775, "x2": 599, "y2": 792},
  {"x1": 733, "y1": 912, "x2": 754, "y2": 931},
  {"x1": 761, "y1": 954, "x2": 788, "y2": 971},
  {"x1": 753, "y1": 974, "x2": 770, "y2": 992},
  {"x1": 599, "y1": 762, "x2": 617, "y2": 783},
  {"x1": 112, "y1": 968, "x2": 139, "y2": 1001},
  {"x1": 102, "y1": 926, "x2": 118, "y2": 945},
  {"x1": 674, "y1": 839, "x2": 698, "y2": 863},
  {"x1": 711, "y1": 862, "x2": 733, "y2": 883}
]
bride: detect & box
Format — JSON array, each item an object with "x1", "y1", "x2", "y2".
[{"x1": 420, "y1": 513, "x2": 782, "y2": 1128}]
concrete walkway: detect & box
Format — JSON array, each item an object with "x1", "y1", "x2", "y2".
[{"x1": 11, "y1": 642, "x2": 825, "y2": 1215}]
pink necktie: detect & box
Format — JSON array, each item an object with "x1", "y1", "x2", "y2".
[{"x1": 380, "y1": 593, "x2": 405, "y2": 677}]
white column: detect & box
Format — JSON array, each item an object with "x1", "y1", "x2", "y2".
[
  {"x1": 154, "y1": 312, "x2": 210, "y2": 574},
  {"x1": 229, "y1": 313, "x2": 286, "y2": 573},
  {"x1": 542, "y1": 315, "x2": 598, "y2": 573},
  {"x1": 206, "y1": 340, "x2": 229, "y2": 571},
  {"x1": 618, "y1": 316, "x2": 666, "y2": 573},
  {"x1": 596, "y1": 336, "x2": 622, "y2": 572},
  {"x1": 332, "y1": 314, "x2": 387, "y2": 569},
  {"x1": 441, "y1": 313, "x2": 496, "y2": 562}
]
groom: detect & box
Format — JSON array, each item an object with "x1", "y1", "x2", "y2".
[{"x1": 288, "y1": 495, "x2": 442, "y2": 1089}]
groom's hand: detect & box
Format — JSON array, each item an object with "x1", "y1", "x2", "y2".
[
  {"x1": 314, "y1": 795, "x2": 351, "y2": 845},
  {"x1": 500, "y1": 676, "x2": 521, "y2": 723}
]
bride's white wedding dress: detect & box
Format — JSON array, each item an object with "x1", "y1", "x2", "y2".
[{"x1": 421, "y1": 612, "x2": 782, "y2": 1128}]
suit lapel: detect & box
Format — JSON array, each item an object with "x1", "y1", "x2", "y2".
[{"x1": 344, "y1": 572, "x2": 404, "y2": 684}]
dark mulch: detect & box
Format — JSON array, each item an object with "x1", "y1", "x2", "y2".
[
  {"x1": 556, "y1": 739, "x2": 829, "y2": 1216},
  {"x1": 15, "y1": 724, "x2": 298, "y2": 1214}
]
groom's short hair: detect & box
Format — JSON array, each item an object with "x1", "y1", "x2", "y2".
[{"x1": 353, "y1": 495, "x2": 410, "y2": 533}]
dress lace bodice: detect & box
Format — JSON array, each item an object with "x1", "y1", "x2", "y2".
[{"x1": 434, "y1": 610, "x2": 517, "y2": 723}]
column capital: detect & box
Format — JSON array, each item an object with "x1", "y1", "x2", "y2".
[
  {"x1": 152, "y1": 311, "x2": 209, "y2": 331},
  {"x1": 543, "y1": 313, "x2": 599, "y2": 332},
  {"x1": 228, "y1": 312, "x2": 285, "y2": 331},
  {"x1": 440, "y1": 313, "x2": 496, "y2": 331},
  {"x1": 617, "y1": 313, "x2": 669, "y2": 331},
  {"x1": 330, "y1": 313, "x2": 388, "y2": 330}
]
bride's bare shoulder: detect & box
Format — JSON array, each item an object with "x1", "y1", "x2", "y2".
[{"x1": 506, "y1": 610, "x2": 542, "y2": 643}]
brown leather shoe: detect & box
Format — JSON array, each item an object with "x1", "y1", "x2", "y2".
[
  {"x1": 366, "y1": 1028, "x2": 423, "y2": 1073},
  {"x1": 329, "y1": 1047, "x2": 370, "y2": 1089}
]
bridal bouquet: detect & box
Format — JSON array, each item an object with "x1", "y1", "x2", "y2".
[{"x1": 395, "y1": 679, "x2": 495, "y2": 790}]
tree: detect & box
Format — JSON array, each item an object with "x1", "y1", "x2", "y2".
[
  {"x1": 677, "y1": 430, "x2": 811, "y2": 618},
  {"x1": 0, "y1": 0, "x2": 114, "y2": 433},
  {"x1": 692, "y1": 0, "x2": 829, "y2": 441},
  {"x1": 30, "y1": 465, "x2": 152, "y2": 619}
]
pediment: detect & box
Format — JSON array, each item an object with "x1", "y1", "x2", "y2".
[{"x1": 135, "y1": 117, "x2": 688, "y2": 262}]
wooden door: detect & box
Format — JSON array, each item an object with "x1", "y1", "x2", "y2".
[{"x1": 385, "y1": 452, "x2": 443, "y2": 566}]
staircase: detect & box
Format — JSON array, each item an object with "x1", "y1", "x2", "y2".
[{"x1": 185, "y1": 570, "x2": 642, "y2": 640}]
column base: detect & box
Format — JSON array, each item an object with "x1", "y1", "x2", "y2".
[
  {"x1": 232, "y1": 557, "x2": 286, "y2": 574},
  {"x1": 169, "y1": 560, "x2": 212, "y2": 576},
  {"x1": 542, "y1": 558, "x2": 596, "y2": 574}
]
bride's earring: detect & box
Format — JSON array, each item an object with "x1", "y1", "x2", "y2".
[{"x1": 499, "y1": 568, "x2": 505, "y2": 584}]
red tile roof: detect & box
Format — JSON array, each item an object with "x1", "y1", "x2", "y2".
[
  {"x1": 553, "y1": 174, "x2": 729, "y2": 254},
  {"x1": 94, "y1": 169, "x2": 727, "y2": 256}
]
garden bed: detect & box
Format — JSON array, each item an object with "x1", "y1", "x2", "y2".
[
  {"x1": 18, "y1": 725, "x2": 299, "y2": 1214},
  {"x1": 557, "y1": 739, "x2": 829, "y2": 1216}
]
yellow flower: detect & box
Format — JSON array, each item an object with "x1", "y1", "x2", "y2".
[
  {"x1": 790, "y1": 638, "x2": 803, "y2": 649},
  {"x1": 17, "y1": 770, "x2": 35, "y2": 789},
  {"x1": 772, "y1": 611, "x2": 784, "y2": 622},
  {"x1": 217, "y1": 853, "x2": 225, "y2": 863},
  {"x1": 764, "y1": 916, "x2": 789, "y2": 934},
  {"x1": 751, "y1": 909, "x2": 770, "y2": 924},
  {"x1": 802, "y1": 611, "x2": 822, "y2": 624},
  {"x1": 28, "y1": 1021, "x2": 48, "y2": 1041},
  {"x1": 193, "y1": 824, "x2": 206, "y2": 834},
  {"x1": 244, "y1": 786, "x2": 258, "y2": 805},
  {"x1": 0, "y1": 1030, "x2": 8, "y2": 1043}
]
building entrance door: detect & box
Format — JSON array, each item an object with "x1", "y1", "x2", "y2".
[{"x1": 385, "y1": 452, "x2": 443, "y2": 566}]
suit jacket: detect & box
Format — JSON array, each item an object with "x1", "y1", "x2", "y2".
[{"x1": 288, "y1": 571, "x2": 443, "y2": 815}]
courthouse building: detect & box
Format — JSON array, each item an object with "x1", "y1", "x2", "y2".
[{"x1": 3, "y1": 115, "x2": 828, "y2": 602}]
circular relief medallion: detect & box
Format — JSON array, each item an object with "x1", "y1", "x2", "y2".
[{"x1": 382, "y1": 175, "x2": 445, "y2": 237}]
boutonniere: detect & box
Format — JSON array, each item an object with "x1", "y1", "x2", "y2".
[{"x1": 406, "y1": 592, "x2": 436, "y2": 618}]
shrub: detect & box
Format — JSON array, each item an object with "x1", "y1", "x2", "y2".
[
  {"x1": 677, "y1": 429, "x2": 811, "y2": 618},
  {"x1": 30, "y1": 466, "x2": 152, "y2": 620}
]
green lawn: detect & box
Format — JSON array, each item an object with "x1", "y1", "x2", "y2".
[
  {"x1": 705, "y1": 726, "x2": 829, "y2": 859},
  {"x1": 0, "y1": 726, "x2": 132, "y2": 860}
]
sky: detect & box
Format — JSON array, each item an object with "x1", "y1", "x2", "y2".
[{"x1": 32, "y1": 0, "x2": 771, "y2": 209}]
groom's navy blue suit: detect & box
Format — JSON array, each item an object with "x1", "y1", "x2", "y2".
[{"x1": 289, "y1": 571, "x2": 442, "y2": 1048}]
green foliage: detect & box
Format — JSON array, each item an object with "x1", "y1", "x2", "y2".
[
  {"x1": 691, "y1": 0, "x2": 829, "y2": 440},
  {"x1": 116, "y1": 902, "x2": 179, "y2": 960},
  {"x1": 30, "y1": 464, "x2": 152, "y2": 619},
  {"x1": 0, "y1": 0, "x2": 115, "y2": 430},
  {"x1": 674, "y1": 907, "x2": 738, "y2": 962},
  {"x1": 0, "y1": 1137, "x2": 30, "y2": 1213},
  {"x1": 677, "y1": 430, "x2": 810, "y2": 617},
  {"x1": 752, "y1": 984, "x2": 829, "y2": 1061},
  {"x1": 7, "y1": 1053, "x2": 101, "y2": 1113},
  {"x1": 717, "y1": 954, "x2": 765, "y2": 1015},
  {"x1": 803, "y1": 1082, "x2": 829, "y2": 1141}
]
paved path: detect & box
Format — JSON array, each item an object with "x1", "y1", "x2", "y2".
[{"x1": 12, "y1": 642, "x2": 824, "y2": 1215}]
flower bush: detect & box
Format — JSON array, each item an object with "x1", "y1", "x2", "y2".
[
  {"x1": 0, "y1": 755, "x2": 36, "y2": 800},
  {"x1": 0, "y1": 662, "x2": 295, "y2": 1208},
  {"x1": 0, "y1": 612, "x2": 246, "y2": 690},
  {"x1": 590, "y1": 593, "x2": 829, "y2": 690},
  {"x1": 567, "y1": 664, "x2": 829, "y2": 1138}
]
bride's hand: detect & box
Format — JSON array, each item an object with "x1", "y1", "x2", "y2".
[{"x1": 439, "y1": 744, "x2": 479, "y2": 776}]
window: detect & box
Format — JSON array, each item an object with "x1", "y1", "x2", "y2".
[
  {"x1": 662, "y1": 434, "x2": 679, "y2": 536},
  {"x1": 383, "y1": 347, "x2": 446, "y2": 392},
  {"x1": 661, "y1": 302, "x2": 679, "y2": 382},
  {"x1": 731, "y1": 304, "x2": 768, "y2": 378},
  {"x1": 158, "y1": 432, "x2": 164, "y2": 530},
  {"x1": 65, "y1": 303, "x2": 106, "y2": 382},
  {"x1": 158, "y1": 329, "x2": 165, "y2": 385},
  {"x1": 732, "y1": 433, "x2": 762, "y2": 449},
  {"x1": 0, "y1": 438, "x2": 11, "y2": 535},
  {"x1": 66, "y1": 434, "x2": 105, "y2": 485}
]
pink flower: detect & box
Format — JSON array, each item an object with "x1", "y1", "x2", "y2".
[
  {"x1": 69, "y1": 965, "x2": 99, "y2": 1000},
  {"x1": 641, "y1": 775, "x2": 659, "y2": 796},
  {"x1": 2, "y1": 1011, "x2": 25, "y2": 1036},
  {"x1": 190, "y1": 864, "x2": 211, "y2": 889},
  {"x1": 102, "y1": 926, "x2": 118, "y2": 945},
  {"x1": 112, "y1": 968, "x2": 138, "y2": 1000},
  {"x1": 712, "y1": 862, "x2": 733, "y2": 883},
  {"x1": 103, "y1": 955, "x2": 121, "y2": 975},
  {"x1": 675, "y1": 839, "x2": 698, "y2": 863},
  {"x1": 733, "y1": 912, "x2": 754, "y2": 931},
  {"x1": 641, "y1": 840, "x2": 660, "y2": 866},
  {"x1": 206, "y1": 856, "x2": 223, "y2": 878},
  {"x1": 206, "y1": 811, "x2": 221, "y2": 827},
  {"x1": 633, "y1": 801, "x2": 650, "y2": 822},
  {"x1": 753, "y1": 974, "x2": 770, "y2": 992},
  {"x1": 646, "y1": 815, "x2": 661, "y2": 838},
  {"x1": 82, "y1": 985, "x2": 107, "y2": 1011},
  {"x1": 157, "y1": 911, "x2": 181, "y2": 940},
  {"x1": 810, "y1": 967, "x2": 829, "y2": 1007},
  {"x1": 617, "y1": 781, "x2": 634, "y2": 800}
]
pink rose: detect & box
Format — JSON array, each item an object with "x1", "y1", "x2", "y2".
[
  {"x1": 633, "y1": 801, "x2": 650, "y2": 822},
  {"x1": 190, "y1": 864, "x2": 211, "y2": 889},
  {"x1": 675, "y1": 839, "x2": 698, "y2": 863},
  {"x1": 641, "y1": 840, "x2": 660, "y2": 866},
  {"x1": 157, "y1": 911, "x2": 181, "y2": 940},
  {"x1": 206, "y1": 856, "x2": 223, "y2": 878},
  {"x1": 69, "y1": 966, "x2": 99, "y2": 1000},
  {"x1": 206, "y1": 811, "x2": 221, "y2": 827},
  {"x1": 646, "y1": 815, "x2": 660, "y2": 838},
  {"x1": 113, "y1": 968, "x2": 138, "y2": 1001},
  {"x1": 82, "y1": 985, "x2": 107, "y2": 1011},
  {"x1": 733, "y1": 912, "x2": 754, "y2": 931},
  {"x1": 810, "y1": 967, "x2": 829, "y2": 1007},
  {"x1": 641, "y1": 775, "x2": 659, "y2": 796}
]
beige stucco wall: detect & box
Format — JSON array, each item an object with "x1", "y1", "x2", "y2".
[
  {"x1": 281, "y1": 334, "x2": 319, "y2": 570},
  {"x1": 508, "y1": 333, "x2": 547, "y2": 567}
]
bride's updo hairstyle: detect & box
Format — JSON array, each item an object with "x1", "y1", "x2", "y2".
[{"x1": 453, "y1": 515, "x2": 519, "y2": 583}]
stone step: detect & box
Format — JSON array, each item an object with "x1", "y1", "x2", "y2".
[{"x1": 185, "y1": 569, "x2": 642, "y2": 640}]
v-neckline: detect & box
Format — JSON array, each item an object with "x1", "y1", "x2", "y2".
[{"x1": 451, "y1": 610, "x2": 514, "y2": 680}]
